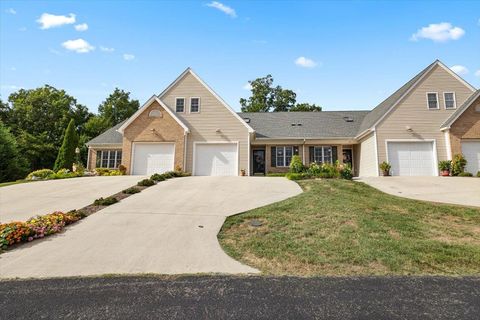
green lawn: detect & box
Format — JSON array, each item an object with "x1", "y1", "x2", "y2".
[
  {"x1": 0, "y1": 180, "x2": 32, "y2": 188},
  {"x1": 219, "y1": 179, "x2": 480, "y2": 276}
]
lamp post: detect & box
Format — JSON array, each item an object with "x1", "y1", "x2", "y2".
[{"x1": 75, "y1": 147, "x2": 80, "y2": 165}]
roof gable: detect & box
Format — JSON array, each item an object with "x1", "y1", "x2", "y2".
[
  {"x1": 86, "y1": 120, "x2": 125, "y2": 146},
  {"x1": 158, "y1": 68, "x2": 254, "y2": 133},
  {"x1": 117, "y1": 95, "x2": 189, "y2": 134},
  {"x1": 357, "y1": 60, "x2": 476, "y2": 138},
  {"x1": 441, "y1": 89, "x2": 480, "y2": 129}
]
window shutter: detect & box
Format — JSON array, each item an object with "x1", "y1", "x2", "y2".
[
  {"x1": 271, "y1": 146, "x2": 276, "y2": 167},
  {"x1": 332, "y1": 146, "x2": 338, "y2": 164},
  {"x1": 293, "y1": 146, "x2": 299, "y2": 155},
  {"x1": 309, "y1": 146, "x2": 314, "y2": 163}
]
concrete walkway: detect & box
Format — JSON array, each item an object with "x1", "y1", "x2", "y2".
[
  {"x1": 0, "y1": 177, "x2": 302, "y2": 278},
  {"x1": 0, "y1": 176, "x2": 145, "y2": 222},
  {"x1": 358, "y1": 176, "x2": 480, "y2": 207}
]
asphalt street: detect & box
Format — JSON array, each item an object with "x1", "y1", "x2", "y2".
[{"x1": 0, "y1": 276, "x2": 478, "y2": 319}]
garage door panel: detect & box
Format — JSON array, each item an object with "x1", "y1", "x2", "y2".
[
  {"x1": 194, "y1": 143, "x2": 238, "y2": 176},
  {"x1": 388, "y1": 142, "x2": 435, "y2": 176},
  {"x1": 133, "y1": 143, "x2": 175, "y2": 175},
  {"x1": 462, "y1": 141, "x2": 480, "y2": 174}
]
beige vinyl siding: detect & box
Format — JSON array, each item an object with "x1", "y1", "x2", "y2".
[
  {"x1": 376, "y1": 65, "x2": 475, "y2": 166},
  {"x1": 358, "y1": 132, "x2": 378, "y2": 176},
  {"x1": 160, "y1": 73, "x2": 249, "y2": 175}
]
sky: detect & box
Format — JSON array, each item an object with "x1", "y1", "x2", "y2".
[{"x1": 1, "y1": 0, "x2": 479, "y2": 113}]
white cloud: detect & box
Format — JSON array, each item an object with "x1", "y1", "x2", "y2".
[
  {"x1": 74, "y1": 23, "x2": 88, "y2": 31},
  {"x1": 243, "y1": 83, "x2": 252, "y2": 90},
  {"x1": 206, "y1": 1, "x2": 237, "y2": 18},
  {"x1": 475, "y1": 70, "x2": 480, "y2": 77},
  {"x1": 100, "y1": 46, "x2": 115, "y2": 52},
  {"x1": 123, "y1": 53, "x2": 135, "y2": 61},
  {"x1": 450, "y1": 65, "x2": 469, "y2": 75},
  {"x1": 37, "y1": 13, "x2": 76, "y2": 29},
  {"x1": 61, "y1": 39, "x2": 94, "y2": 53},
  {"x1": 410, "y1": 22, "x2": 465, "y2": 42},
  {"x1": 6, "y1": 8, "x2": 16, "y2": 14},
  {"x1": 294, "y1": 56, "x2": 318, "y2": 68}
]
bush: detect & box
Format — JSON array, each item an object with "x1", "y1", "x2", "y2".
[
  {"x1": 151, "y1": 173, "x2": 166, "y2": 182},
  {"x1": 137, "y1": 178, "x2": 155, "y2": 187},
  {"x1": 458, "y1": 172, "x2": 473, "y2": 177},
  {"x1": 438, "y1": 160, "x2": 451, "y2": 171},
  {"x1": 26, "y1": 169, "x2": 55, "y2": 180},
  {"x1": 289, "y1": 155, "x2": 305, "y2": 173},
  {"x1": 74, "y1": 162, "x2": 85, "y2": 175},
  {"x1": 123, "y1": 187, "x2": 141, "y2": 194},
  {"x1": 54, "y1": 119, "x2": 79, "y2": 171},
  {"x1": 307, "y1": 162, "x2": 321, "y2": 176},
  {"x1": 477, "y1": 171, "x2": 480, "y2": 178},
  {"x1": 93, "y1": 197, "x2": 118, "y2": 206},
  {"x1": 320, "y1": 163, "x2": 338, "y2": 178},
  {"x1": 338, "y1": 163, "x2": 353, "y2": 180},
  {"x1": 379, "y1": 161, "x2": 391, "y2": 175},
  {"x1": 0, "y1": 211, "x2": 84, "y2": 250},
  {"x1": 451, "y1": 154, "x2": 467, "y2": 176},
  {"x1": 0, "y1": 122, "x2": 29, "y2": 182},
  {"x1": 95, "y1": 168, "x2": 123, "y2": 176},
  {"x1": 50, "y1": 168, "x2": 78, "y2": 179},
  {"x1": 266, "y1": 172, "x2": 287, "y2": 177},
  {"x1": 118, "y1": 164, "x2": 127, "y2": 175},
  {"x1": 286, "y1": 172, "x2": 306, "y2": 180}
]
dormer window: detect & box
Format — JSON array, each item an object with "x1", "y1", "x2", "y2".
[
  {"x1": 427, "y1": 92, "x2": 439, "y2": 110},
  {"x1": 175, "y1": 98, "x2": 185, "y2": 113},
  {"x1": 444, "y1": 92, "x2": 456, "y2": 109}
]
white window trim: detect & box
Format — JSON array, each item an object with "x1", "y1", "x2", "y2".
[
  {"x1": 426, "y1": 92, "x2": 439, "y2": 110},
  {"x1": 443, "y1": 92, "x2": 456, "y2": 110},
  {"x1": 275, "y1": 146, "x2": 294, "y2": 167},
  {"x1": 97, "y1": 150, "x2": 122, "y2": 169},
  {"x1": 175, "y1": 97, "x2": 185, "y2": 113},
  {"x1": 313, "y1": 146, "x2": 333, "y2": 164},
  {"x1": 190, "y1": 97, "x2": 201, "y2": 113}
]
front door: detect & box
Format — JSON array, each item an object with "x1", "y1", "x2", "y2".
[
  {"x1": 253, "y1": 150, "x2": 265, "y2": 175},
  {"x1": 342, "y1": 149, "x2": 353, "y2": 168}
]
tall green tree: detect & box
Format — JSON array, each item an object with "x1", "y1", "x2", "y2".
[
  {"x1": 240, "y1": 75, "x2": 320, "y2": 112},
  {"x1": 0, "y1": 121, "x2": 28, "y2": 182},
  {"x1": 54, "y1": 119, "x2": 79, "y2": 171},
  {"x1": 98, "y1": 88, "x2": 139, "y2": 127},
  {"x1": 0, "y1": 99, "x2": 10, "y2": 123}
]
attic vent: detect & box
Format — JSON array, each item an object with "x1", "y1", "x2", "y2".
[
  {"x1": 243, "y1": 117, "x2": 251, "y2": 123},
  {"x1": 343, "y1": 116, "x2": 354, "y2": 122},
  {"x1": 291, "y1": 123, "x2": 303, "y2": 126}
]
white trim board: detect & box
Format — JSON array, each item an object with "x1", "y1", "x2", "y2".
[{"x1": 158, "y1": 68, "x2": 255, "y2": 133}]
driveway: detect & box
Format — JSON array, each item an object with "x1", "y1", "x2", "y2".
[
  {"x1": 359, "y1": 176, "x2": 480, "y2": 207},
  {"x1": 0, "y1": 177, "x2": 302, "y2": 278},
  {"x1": 0, "y1": 176, "x2": 145, "y2": 223}
]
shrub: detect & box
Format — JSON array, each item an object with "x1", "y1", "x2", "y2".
[
  {"x1": 151, "y1": 173, "x2": 166, "y2": 182},
  {"x1": 123, "y1": 187, "x2": 141, "y2": 194},
  {"x1": 95, "y1": 168, "x2": 123, "y2": 176},
  {"x1": 73, "y1": 162, "x2": 85, "y2": 175},
  {"x1": 93, "y1": 197, "x2": 118, "y2": 206},
  {"x1": 0, "y1": 211, "x2": 84, "y2": 250},
  {"x1": 26, "y1": 169, "x2": 55, "y2": 180},
  {"x1": 266, "y1": 172, "x2": 287, "y2": 177},
  {"x1": 451, "y1": 154, "x2": 467, "y2": 176},
  {"x1": 107, "y1": 170, "x2": 123, "y2": 176},
  {"x1": 118, "y1": 164, "x2": 127, "y2": 175},
  {"x1": 0, "y1": 122, "x2": 29, "y2": 182},
  {"x1": 477, "y1": 171, "x2": 480, "y2": 178},
  {"x1": 307, "y1": 162, "x2": 322, "y2": 176},
  {"x1": 54, "y1": 119, "x2": 79, "y2": 171},
  {"x1": 289, "y1": 155, "x2": 305, "y2": 173},
  {"x1": 320, "y1": 163, "x2": 338, "y2": 178},
  {"x1": 137, "y1": 178, "x2": 155, "y2": 187},
  {"x1": 458, "y1": 172, "x2": 473, "y2": 177},
  {"x1": 338, "y1": 163, "x2": 353, "y2": 180},
  {"x1": 438, "y1": 160, "x2": 451, "y2": 171},
  {"x1": 379, "y1": 161, "x2": 391, "y2": 173},
  {"x1": 286, "y1": 172, "x2": 306, "y2": 180}
]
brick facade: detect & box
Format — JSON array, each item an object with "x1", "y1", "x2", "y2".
[{"x1": 449, "y1": 96, "x2": 480, "y2": 155}]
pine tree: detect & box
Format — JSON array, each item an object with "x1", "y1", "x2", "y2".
[
  {"x1": 0, "y1": 121, "x2": 28, "y2": 182},
  {"x1": 54, "y1": 119, "x2": 78, "y2": 171}
]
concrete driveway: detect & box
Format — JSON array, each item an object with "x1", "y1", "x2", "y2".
[
  {"x1": 0, "y1": 177, "x2": 302, "y2": 278},
  {"x1": 0, "y1": 176, "x2": 145, "y2": 223},
  {"x1": 359, "y1": 176, "x2": 480, "y2": 207}
]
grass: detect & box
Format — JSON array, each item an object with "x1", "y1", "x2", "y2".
[
  {"x1": 219, "y1": 179, "x2": 480, "y2": 276},
  {"x1": 0, "y1": 180, "x2": 32, "y2": 188}
]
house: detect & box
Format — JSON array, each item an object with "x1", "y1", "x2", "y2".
[{"x1": 86, "y1": 60, "x2": 480, "y2": 176}]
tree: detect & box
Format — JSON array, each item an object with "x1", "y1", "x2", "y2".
[
  {"x1": 54, "y1": 119, "x2": 79, "y2": 171},
  {"x1": 240, "y1": 75, "x2": 321, "y2": 112},
  {"x1": 289, "y1": 103, "x2": 322, "y2": 112},
  {"x1": 0, "y1": 121, "x2": 28, "y2": 182},
  {"x1": 98, "y1": 88, "x2": 139, "y2": 127},
  {"x1": 0, "y1": 99, "x2": 10, "y2": 123}
]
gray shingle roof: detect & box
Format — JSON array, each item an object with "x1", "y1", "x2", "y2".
[
  {"x1": 357, "y1": 60, "x2": 438, "y2": 136},
  {"x1": 441, "y1": 89, "x2": 480, "y2": 129},
  {"x1": 86, "y1": 120, "x2": 125, "y2": 146},
  {"x1": 239, "y1": 111, "x2": 369, "y2": 139}
]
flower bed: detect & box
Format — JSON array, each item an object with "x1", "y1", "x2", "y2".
[{"x1": 0, "y1": 211, "x2": 86, "y2": 250}]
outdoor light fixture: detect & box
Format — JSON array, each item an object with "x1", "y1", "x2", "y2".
[
  {"x1": 75, "y1": 147, "x2": 80, "y2": 154},
  {"x1": 216, "y1": 128, "x2": 221, "y2": 132},
  {"x1": 405, "y1": 126, "x2": 413, "y2": 132}
]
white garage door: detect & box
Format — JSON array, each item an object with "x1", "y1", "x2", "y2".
[
  {"x1": 132, "y1": 143, "x2": 175, "y2": 175},
  {"x1": 387, "y1": 141, "x2": 435, "y2": 176},
  {"x1": 194, "y1": 143, "x2": 238, "y2": 176},
  {"x1": 462, "y1": 141, "x2": 480, "y2": 174}
]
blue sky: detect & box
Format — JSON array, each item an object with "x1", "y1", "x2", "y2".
[{"x1": 1, "y1": 1, "x2": 479, "y2": 113}]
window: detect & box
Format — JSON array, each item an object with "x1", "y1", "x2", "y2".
[
  {"x1": 444, "y1": 92, "x2": 456, "y2": 109},
  {"x1": 313, "y1": 146, "x2": 332, "y2": 164},
  {"x1": 276, "y1": 146, "x2": 293, "y2": 167},
  {"x1": 96, "y1": 150, "x2": 122, "y2": 168},
  {"x1": 190, "y1": 97, "x2": 200, "y2": 113},
  {"x1": 175, "y1": 98, "x2": 185, "y2": 112},
  {"x1": 427, "y1": 93, "x2": 439, "y2": 109}
]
